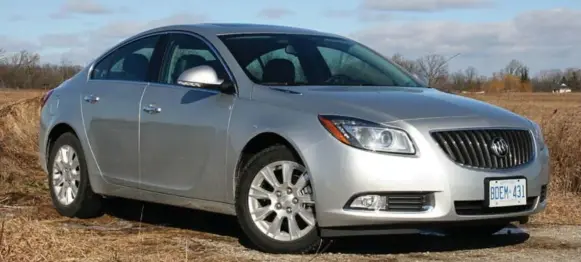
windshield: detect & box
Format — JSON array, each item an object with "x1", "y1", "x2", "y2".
[{"x1": 218, "y1": 33, "x2": 425, "y2": 87}]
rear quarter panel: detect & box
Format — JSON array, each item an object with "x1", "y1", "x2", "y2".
[{"x1": 39, "y1": 70, "x2": 101, "y2": 191}]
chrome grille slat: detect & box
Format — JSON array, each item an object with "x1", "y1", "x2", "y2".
[
  {"x1": 507, "y1": 130, "x2": 519, "y2": 165},
  {"x1": 433, "y1": 133, "x2": 455, "y2": 161},
  {"x1": 431, "y1": 129, "x2": 534, "y2": 170},
  {"x1": 461, "y1": 131, "x2": 480, "y2": 167},
  {"x1": 474, "y1": 130, "x2": 492, "y2": 167},
  {"x1": 454, "y1": 132, "x2": 472, "y2": 166},
  {"x1": 518, "y1": 134, "x2": 527, "y2": 165},
  {"x1": 467, "y1": 131, "x2": 485, "y2": 167}
]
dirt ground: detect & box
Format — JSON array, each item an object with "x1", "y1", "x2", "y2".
[{"x1": 1, "y1": 199, "x2": 580, "y2": 262}]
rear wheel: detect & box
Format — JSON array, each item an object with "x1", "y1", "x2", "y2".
[
  {"x1": 235, "y1": 145, "x2": 322, "y2": 254},
  {"x1": 47, "y1": 132, "x2": 103, "y2": 218}
]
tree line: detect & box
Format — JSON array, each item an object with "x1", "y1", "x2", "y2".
[
  {"x1": 391, "y1": 53, "x2": 579, "y2": 93},
  {"x1": 1, "y1": 48, "x2": 578, "y2": 92},
  {"x1": 0, "y1": 49, "x2": 81, "y2": 90}
]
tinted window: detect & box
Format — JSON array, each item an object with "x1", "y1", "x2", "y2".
[
  {"x1": 219, "y1": 34, "x2": 424, "y2": 87},
  {"x1": 91, "y1": 35, "x2": 160, "y2": 82},
  {"x1": 245, "y1": 48, "x2": 306, "y2": 83},
  {"x1": 158, "y1": 33, "x2": 228, "y2": 85},
  {"x1": 317, "y1": 47, "x2": 396, "y2": 86}
]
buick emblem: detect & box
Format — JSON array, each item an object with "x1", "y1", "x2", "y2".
[{"x1": 490, "y1": 137, "x2": 509, "y2": 157}]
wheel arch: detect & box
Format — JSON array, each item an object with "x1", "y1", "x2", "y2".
[
  {"x1": 45, "y1": 122, "x2": 81, "y2": 168},
  {"x1": 234, "y1": 131, "x2": 310, "y2": 196}
]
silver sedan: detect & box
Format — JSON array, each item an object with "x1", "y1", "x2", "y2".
[{"x1": 38, "y1": 23, "x2": 550, "y2": 254}]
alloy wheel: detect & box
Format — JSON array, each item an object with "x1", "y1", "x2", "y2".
[
  {"x1": 247, "y1": 160, "x2": 316, "y2": 242},
  {"x1": 51, "y1": 145, "x2": 81, "y2": 206}
]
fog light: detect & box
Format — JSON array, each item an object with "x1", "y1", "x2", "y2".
[{"x1": 349, "y1": 195, "x2": 387, "y2": 211}]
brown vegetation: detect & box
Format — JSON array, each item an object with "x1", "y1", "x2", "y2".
[{"x1": 0, "y1": 89, "x2": 580, "y2": 261}]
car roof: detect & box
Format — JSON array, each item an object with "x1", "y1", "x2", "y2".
[{"x1": 136, "y1": 23, "x2": 345, "y2": 39}]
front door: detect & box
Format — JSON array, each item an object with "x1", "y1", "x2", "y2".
[
  {"x1": 80, "y1": 34, "x2": 162, "y2": 186},
  {"x1": 138, "y1": 33, "x2": 235, "y2": 201}
]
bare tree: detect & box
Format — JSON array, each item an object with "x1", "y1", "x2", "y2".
[
  {"x1": 416, "y1": 54, "x2": 451, "y2": 87},
  {"x1": 533, "y1": 69, "x2": 563, "y2": 92},
  {"x1": 0, "y1": 48, "x2": 81, "y2": 89},
  {"x1": 502, "y1": 59, "x2": 524, "y2": 76},
  {"x1": 464, "y1": 66, "x2": 477, "y2": 82},
  {"x1": 390, "y1": 53, "x2": 419, "y2": 75},
  {"x1": 0, "y1": 48, "x2": 7, "y2": 66},
  {"x1": 450, "y1": 70, "x2": 467, "y2": 90}
]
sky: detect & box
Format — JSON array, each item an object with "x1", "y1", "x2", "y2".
[{"x1": 1, "y1": 0, "x2": 580, "y2": 76}]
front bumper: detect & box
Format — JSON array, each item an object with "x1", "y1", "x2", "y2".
[{"x1": 302, "y1": 124, "x2": 550, "y2": 232}]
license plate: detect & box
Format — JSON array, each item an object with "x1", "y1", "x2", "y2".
[{"x1": 487, "y1": 178, "x2": 527, "y2": 208}]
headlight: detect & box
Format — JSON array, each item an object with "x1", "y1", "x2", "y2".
[
  {"x1": 318, "y1": 115, "x2": 416, "y2": 154},
  {"x1": 529, "y1": 120, "x2": 545, "y2": 150}
]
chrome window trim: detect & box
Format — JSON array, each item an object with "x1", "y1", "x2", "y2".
[
  {"x1": 86, "y1": 32, "x2": 167, "y2": 83},
  {"x1": 85, "y1": 29, "x2": 239, "y2": 96}
]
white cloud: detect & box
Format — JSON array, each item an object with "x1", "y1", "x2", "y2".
[
  {"x1": 0, "y1": 36, "x2": 40, "y2": 54},
  {"x1": 361, "y1": 0, "x2": 494, "y2": 12},
  {"x1": 38, "y1": 12, "x2": 207, "y2": 65},
  {"x1": 322, "y1": 9, "x2": 353, "y2": 18},
  {"x1": 349, "y1": 8, "x2": 581, "y2": 74},
  {"x1": 322, "y1": 8, "x2": 391, "y2": 22},
  {"x1": 8, "y1": 15, "x2": 25, "y2": 22},
  {"x1": 51, "y1": 0, "x2": 112, "y2": 19},
  {"x1": 257, "y1": 8, "x2": 295, "y2": 19},
  {"x1": 39, "y1": 33, "x2": 84, "y2": 48}
]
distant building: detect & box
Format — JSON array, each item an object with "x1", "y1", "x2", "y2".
[{"x1": 553, "y1": 83, "x2": 572, "y2": 93}]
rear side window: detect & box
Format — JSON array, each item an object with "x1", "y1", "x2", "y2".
[{"x1": 91, "y1": 35, "x2": 160, "y2": 82}]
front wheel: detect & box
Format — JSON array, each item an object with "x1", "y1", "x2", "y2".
[{"x1": 235, "y1": 145, "x2": 322, "y2": 254}]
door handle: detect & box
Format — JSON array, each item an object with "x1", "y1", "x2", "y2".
[
  {"x1": 83, "y1": 94, "x2": 100, "y2": 104},
  {"x1": 143, "y1": 104, "x2": 161, "y2": 114}
]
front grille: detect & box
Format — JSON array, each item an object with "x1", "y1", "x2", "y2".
[
  {"x1": 385, "y1": 193, "x2": 433, "y2": 212},
  {"x1": 455, "y1": 197, "x2": 537, "y2": 215},
  {"x1": 431, "y1": 129, "x2": 535, "y2": 169}
]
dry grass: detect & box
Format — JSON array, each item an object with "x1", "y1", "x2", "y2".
[
  {"x1": 0, "y1": 89, "x2": 580, "y2": 261},
  {"x1": 0, "y1": 88, "x2": 45, "y2": 105},
  {"x1": 0, "y1": 91, "x2": 47, "y2": 207}
]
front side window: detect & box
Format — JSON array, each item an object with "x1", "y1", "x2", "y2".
[
  {"x1": 219, "y1": 34, "x2": 424, "y2": 88},
  {"x1": 91, "y1": 35, "x2": 160, "y2": 82},
  {"x1": 158, "y1": 33, "x2": 228, "y2": 86}
]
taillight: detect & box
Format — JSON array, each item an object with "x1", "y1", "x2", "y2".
[{"x1": 41, "y1": 89, "x2": 55, "y2": 109}]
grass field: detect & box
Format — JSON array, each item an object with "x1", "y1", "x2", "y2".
[{"x1": 0, "y1": 89, "x2": 580, "y2": 261}]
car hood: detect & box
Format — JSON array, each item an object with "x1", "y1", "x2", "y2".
[{"x1": 262, "y1": 86, "x2": 529, "y2": 125}]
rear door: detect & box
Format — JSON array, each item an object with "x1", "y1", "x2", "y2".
[
  {"x1": 81, "y1": 34, "x2": 164, "y2": 187},
  {"x1": 138, "y1": 32, "x2": 236, "y2": 201}
]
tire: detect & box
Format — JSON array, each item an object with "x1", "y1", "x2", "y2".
[
  {"x1": 47, "y1": 132, "x2": 103, "y2": 218},
  {"x1": 235, "y1": 145, "x2": 323, "y2": 254},
  {"x1": 443, "y1": 223, "x2": 508, "y2": 237}
]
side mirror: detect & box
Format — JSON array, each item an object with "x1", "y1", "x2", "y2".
[{"x1": 177, "y1": 65, "x2": 235, "y2": 94}]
